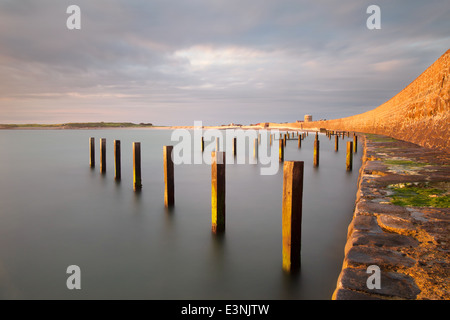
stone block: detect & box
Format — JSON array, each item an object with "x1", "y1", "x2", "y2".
[
  {"x1": 332, "y1": 287, "x2": 385, "y2": 300},
  {"x1": 345, "y1": 231, "x2": 419, "y2": 254},
  {"x1": 335, "y1": 267, "x2": 421, "y2": 299},
  {"x1": 377, "y1": 214, "x2": 417, "y2": 234},
  {"x1": 347, "y1": 214, "x2": 383, "y2": 237},
  {"x1": 344, "y1": 246, "x2": 415, "y2": 269}
]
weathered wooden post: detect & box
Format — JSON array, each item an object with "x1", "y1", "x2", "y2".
[
  {"x1": 282, "y1": 161, "x2": 304, "y2": 273},
  {"x1": 279, "y1": 139, "x2": 284, "y2": 162},
  {"x1": 100, "y1": 138, "x2": 106, "y2": 174},
  {"x1": 89, "y1": 137, "x2": 95, "y2": 168},
  {"x1": 335, "y1": 135, "x2": 339, "y2": 152},
  {"x1": 298, "y1": 135, "x2": 301, "y2": 148},
  {"x1": 232, "y1": 137, "x2": 237, "y2": 156},
  {"x1": 270, "y1": 134, "x2": 272, "y2": 146},
  {"x1": 313, "y1": 138, "x2": 319, "y2": 167},
  {"x1": 133, "y1": 142, "x2": 142, "y2": 191},
  {"x1": 163, "y1": 146, "x2": 174, "y2": 207},
  {"x1": 201, "y1": 137, "x2": 205, "y2": 152},
  {"x1": 346, "y1": 141, "x2": 353, "y2": 171},
  {"x1": 283, "y1": 134, "x2": 287, "y2": 147},
  {"x1": 114, "y1": 140, "x2": 121, "y2": 180},
  {"x1": 211, "y1": 151, "x2": 226, "y2": 234},
  {"x1": 353, "y1": 135, "x2": 358, "y2": 153}
]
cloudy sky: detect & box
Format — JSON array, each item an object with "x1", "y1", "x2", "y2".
[{"x1": 0, "y1": 0, "x2": 448, "y2": 125}]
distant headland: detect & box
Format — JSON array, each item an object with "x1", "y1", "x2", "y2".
[
  {"x1": 0, "y1": 122, "x2": 155, "y2": 129},
  {"x1": 0, "y1": 121, "x2": 312, "y2": 131}
]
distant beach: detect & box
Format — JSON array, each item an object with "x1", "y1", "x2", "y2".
[{"x1": 0, "y1": 122, "x2": 320, "y2": 132}]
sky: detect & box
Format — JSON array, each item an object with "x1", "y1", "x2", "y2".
[{"x1": 0, "y1": 0, "x2": 449, "y2": 126}]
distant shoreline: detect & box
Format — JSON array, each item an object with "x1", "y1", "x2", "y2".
[{"x1": 0, "y1": 122, "x2": 320, "y2": 131}]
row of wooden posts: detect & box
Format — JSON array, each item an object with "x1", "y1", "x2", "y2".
[
  {"x1": 202, "y1": 130, "x2": 357, "y2": 171},
  {"x1": 88, "y1": 130, "x2": 358, "y2": 273},
  {"x1": 89, "y1": 137, "x2": 174, "y2": 207}
]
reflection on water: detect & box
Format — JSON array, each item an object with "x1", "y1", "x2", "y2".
[{"x1": 0, "y1": 129, "x2": 362, "y2": 299}]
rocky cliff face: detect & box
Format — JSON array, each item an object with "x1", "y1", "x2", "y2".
[{"x1": 303, "y1": 49, "x2": 450, "y2": 153}]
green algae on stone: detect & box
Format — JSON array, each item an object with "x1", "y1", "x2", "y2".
[
  {"x1": 387, "y1": 183, "x2": 450, "y2": 208},
  {"x1": 365, "y1": 135, "x2": 397, "y2": 143},
  {"x1": 384, "y1": 160, "x2": 427, "y2": 167}
]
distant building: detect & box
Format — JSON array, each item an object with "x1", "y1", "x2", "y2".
[{"x1": 304, "y1": 115, "x2": 312, "y2": 122}]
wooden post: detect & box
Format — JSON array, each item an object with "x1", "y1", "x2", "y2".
[
  {"x1": 282, "y1": 161, "x2": 304, "y2": 273},
  {"x1": 89, "y1": 137, "x2": 95, "y2": 168},
  {"x1": 279, "y1": 139, "x2": 284, "y2": 162},
  {"x1": 133, "y1": 142, "x2": 142, "y2": 191},
  {"x1": 346, "y1": 141, "x2": 353, "y2": 171},
  {"x1": 313, "y1": 139, "x2": 319, "y2": 167},
  {"x1": 232, "y1": 137, "x2": 237, "y2": 156},
  {"x1": 283, "y1": 134, "x2": 287, "y2": 147},
  {"x1": 100, "y1": 138, "x2": 106, "y2": 174},
  {"x1": 270, "y1": 134, "x2": 272, "y2": 146},
  {"x1": 201, "y1": 137, "x2": 205, "y2": 152},
  {"x1": 353, "y1": 135, "x2": 358, "y2": 153},
  {"x1": 211, "y1": 151, "x2": 226, "y2": 234},
  {"x1": 298, "y1": 135, "x2": 301, "y2": 148},
  {"x1": 335, "y1": 135, "x2": 339, "y2": 152},
  {"x1": 114, "y1": 140, "x2": 121, "y2": 180},
  {"x1": 163, "y1": 146, "x2": 174, "y2": 207}
]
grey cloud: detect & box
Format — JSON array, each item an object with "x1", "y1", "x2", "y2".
[{"x1": 0, "y1": 0, "x2": 448, "y2": 125}]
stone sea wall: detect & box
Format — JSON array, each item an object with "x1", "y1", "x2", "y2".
[{"x1": 332, "y1": 134, "x2": 449, "y2": 300}]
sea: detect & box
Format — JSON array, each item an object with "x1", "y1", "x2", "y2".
[{"x1": 0, "y1": 128, "x2": 362, "y2": 299}]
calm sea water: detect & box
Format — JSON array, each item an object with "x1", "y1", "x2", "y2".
[{"x1": 0, "y1": 129, "x2": 361, "y2": 299}]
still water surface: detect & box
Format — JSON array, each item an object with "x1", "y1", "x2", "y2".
[{"x1": 0, "y1": 129, "x2": 362, "y2": 299}]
